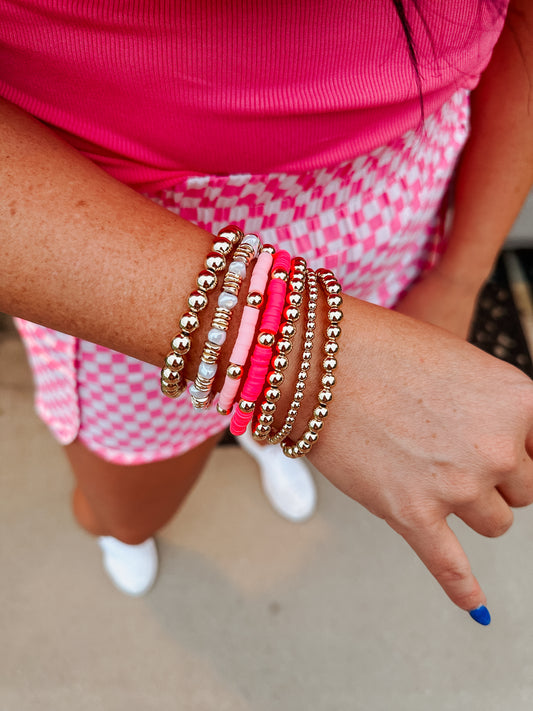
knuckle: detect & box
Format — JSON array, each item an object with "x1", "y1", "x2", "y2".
[
  {"x1": 386, "y1": 503, "x2": 433, "y2": 534},
  {"x1": 450, "y1": 483, "x2": 482, "y2": 508},
  {"x1": 491, "y1": 442, "x2": 520, "y2": 479},
  {"x1": 434, "y1": 559, "x2": 472, "y2": 586},
  {"x1": 483, "y1": 510, "x2": 514, "y2": 538}
]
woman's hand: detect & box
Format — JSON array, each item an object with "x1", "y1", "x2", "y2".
[
  {"x1": 306, "y1": 293, "x2": 533, "y2": 617},
  {"x1": 394, "y1": 267, "x2": 481, "y2": 340}
]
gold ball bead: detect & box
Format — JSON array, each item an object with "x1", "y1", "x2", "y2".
[
  {"x1": 294, "y1": 391, "x2": 304, "y2": 402},
  {"x1": 324, "y1": 340, "x2": 339, "y2": 355},
  {"x1": 284, "y1": 306, "x2": 300, "y2": 322},
  {"x1": 161, "y1": 367, "x2": 181, "y2": 383},
  {"x1": 322, "y1": 373, "x2": 336, "y2": 388},
  {"x1": 259, "y1": 413, "x2": 274, "y2": 426},
  {"x1": 268, "y1": 371, "x2": 284, "y2": 387},
  {"x1": 297, "y1": 440, "x2": 312, "y2": 453},
  {"x1": 295, "y1": 381, "x2": 306, "y2": 392},
  {"x1": 258, "y1": 331, "x2": 275, "y2": 347},
  {"x1": 212, "y1": 237, "x2": 233, "y2": 255},
  {"x1": 289, "y1": 292, "x2": 303, "y2": 307},
  {"x1": 262, "y1": 244, "x2": 276, "y2": 254},
  {"x1": 297, "y1": 370, "x2": 308, "y2": 381},
  {"x1": 327, "y1": 294, "x2": 343, "y2": 308},
  {"x1": 328, "y1": 309, "x2": 343, "y2": 323},
  {"x1": 171, "y1": 334, "x2": 191, "y2": 354},
  {"x1": 217, "y1": 404, "x2": 231, "y2": 416},
  {"x1": 316, "y1": 268, "x2": 333, "y2": 278},
  {"x1": 314, "y1": 405, "x2": 328, "y2": 419},
  {"x1": 281, "y1": 323, "x2": 296, "y2": 338},
  {"x1": 265, "y1": 387, "x2": 281, "y2": 403},
  {"x1": 327, "y1": 282, "x2": 342, "y2": 295},
  {"x1": 318, "y1": 389, "x2": 333, "y2": 404},
  {"x1": 161, "y1": 384, "x2": 181, "y2": 399},
  {"x1": 261, "y1": 401, "x2": 276, "y2": 414},
  {"x1": 327, "y1": 325, "x2": 342, "y2": 340},
  {"x1": 272, "y1": 268, "x2": 289, "y2": 282},
  {"x1": 323, "y1": 356, "x2": 338, "y2": 370},
  {"x1": 247, "y1": 291, "x2": 263, "y2": 308},
  {"x1": 188, "y1": 290, "x2": 208, "y2": 312},
  {"x1": 165, "y1": 352, "x2": 185, "y2": 370},
  {"x1": 302, "y1": 351, "x2": 312, "y2": 361},
  {"x1": 239, "y1": 399, "x2": 256, "y2": 413},
  {"x1": 255, "y1": 424, "x2": 271, "y2": 437},
  {"x1": 301, "y1": 361, "x2": 311, "y2": 371},
  {"x1": 227, "y1": 363, "x2": 243, "y2": 380},
  {"x1": 273, "y1": 354, "x2": 289, "y2": 371},
  {"x1": 197, "y1": 269, "x2": 217, "y2": 291},
  {"x1": 309, "y1": 418, "x2": 323, "y2": 432},
  {"x1": 304, "y1": 340, "x2": 313, "y2": 350},
  {"x1": 205, "y1": 252, "x2": 226, "y2": 272},
  {"x1": 291, "y1": 279, "x2": 305, "y2": 293},
  {"x1": 276, "y1": 338, "x2": 292, "y2": 354},
  {"x1": 180, "y1": 312, "x2": 200, "y2": 333},
  {"x1": 303, "y1": 430, "x2": 319, "y2": 444},
  {"x1": 217, "y1": 225, "x2": 243, "y2": 245}
]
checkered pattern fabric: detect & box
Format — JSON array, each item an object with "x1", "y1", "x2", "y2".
[{"x1": 15, "y1": 89, "x2": 469, "y2": 464}]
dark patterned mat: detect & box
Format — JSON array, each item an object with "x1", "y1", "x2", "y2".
[{"x1": 469, "y1": 251, "x2": 533, "y2": 379}]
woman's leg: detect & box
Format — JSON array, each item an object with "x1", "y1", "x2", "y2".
[{"x1": 66, "y1": 432, "x2": 222, "y2": 545}]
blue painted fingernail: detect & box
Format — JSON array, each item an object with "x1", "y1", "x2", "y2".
[{"x1": 469, "y1": 605, "x2": 491, "y2": 626}]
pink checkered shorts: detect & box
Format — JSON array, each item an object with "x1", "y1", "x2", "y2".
[{"x1": 16, "y1": 90, "x2": 469, "y2": 465}]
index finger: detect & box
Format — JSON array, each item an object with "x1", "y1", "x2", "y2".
[{"x1": 397, "y1": 518, "x2": 490, "y2": 624}]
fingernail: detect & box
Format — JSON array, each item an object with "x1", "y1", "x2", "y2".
[{"x1": 469, "y1": 605, "x2": 491, "y2": 626}]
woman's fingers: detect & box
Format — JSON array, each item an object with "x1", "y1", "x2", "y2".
[
  {"x1": 498, "y1": 447, "x2": 533, "y2": 508},
  {"x1": 455, "y1": 488, "x2": 514, "y2": 538},
  {"x1": 395, "y1": 518, "x2": 485, "y2": 614}
]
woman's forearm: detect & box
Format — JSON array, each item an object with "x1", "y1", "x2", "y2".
[
  {"x1": 438, "y1": 0, "x2": 533, "y2": 286},
  {"x1": 0, "y1": 97, "x2": 226, "y2": 372}
]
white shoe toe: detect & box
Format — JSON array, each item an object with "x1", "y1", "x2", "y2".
[
  {"x1": 98, "y1": 536, "x2": 158, "y2": 597},
  {"x1": 238, "y1": 429, "x2": 317, "y2": 522}
]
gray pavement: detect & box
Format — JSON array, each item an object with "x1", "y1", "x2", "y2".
[{"x1": 2, "y1": 325, "x2": 533, "y2": 711}]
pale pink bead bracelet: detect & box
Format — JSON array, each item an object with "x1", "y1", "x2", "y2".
[
  {"x1": 217, "y1": 246, "x2": 275, "y2": 415},
  {"x1": 230, "y1": 249, "x2": 291, "y2": 435}
]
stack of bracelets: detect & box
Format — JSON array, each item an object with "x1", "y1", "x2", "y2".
[{"x1": 160, "y1": 225, "x2": 342, "y2": 459}]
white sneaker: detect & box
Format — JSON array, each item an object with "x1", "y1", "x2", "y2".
[
  {"x1": 238, "y1": 427, "x2": 317, "y2": 522},
  {"x1": 97, "y1": 536, "x2": 158, "y2": 596}
]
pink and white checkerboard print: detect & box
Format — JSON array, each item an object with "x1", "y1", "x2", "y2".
[{"x1": 15, "y1": 89, "x2": 470, "y2": 465}]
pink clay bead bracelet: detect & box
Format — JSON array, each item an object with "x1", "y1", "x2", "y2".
[
  {"x1": 217, "y1": 248, "x2": 274, "y2": 414},
  {"x1": 230, "y1": 250, "x2": 291, "y2": 435}
]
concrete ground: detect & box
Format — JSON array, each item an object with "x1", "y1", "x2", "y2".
[{"x1": 2, "y1": 324, "x2": 533, "y2": 711}]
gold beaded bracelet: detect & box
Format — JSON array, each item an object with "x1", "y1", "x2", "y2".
[
  {"x1": 281, "y1": 268, "x2": 342, "y2": 458},
  {"x1": 252, "y1": 257, "x2": 307, "y2": 440},
  {"x1": 160, "y1": 225, "x2": 242, "y2": 399},
  {"x1": 267, "y1": 268, "x2": 319, "y2": 445}
]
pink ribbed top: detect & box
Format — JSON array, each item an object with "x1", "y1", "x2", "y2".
[{"x1": 0, "y1": 1, "x2": 507, "y2": 191}]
